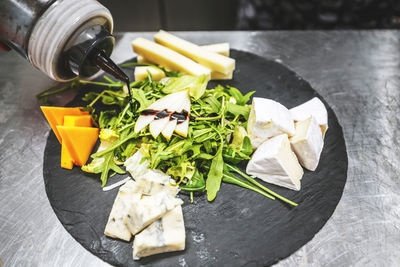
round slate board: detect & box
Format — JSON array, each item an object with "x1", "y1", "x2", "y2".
[{"x1": 43, "y1": 50, "x2": 348, "y2": 266}]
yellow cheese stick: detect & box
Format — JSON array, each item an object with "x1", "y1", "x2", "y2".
[
  {"x1": 134, "y1": 66, "x2": 166, "y2": 81},
  {"x1": 132, "y1": 37, "x2": 211, "y2": 77},
  {"x1": 154, "y1": 30, "x2": 235, "y2": 75},
  {"x1": 211, "y1": 70, "x2": 233, "y2": 80},
  {"x1": 137, "y1": 43, "x2": 229, "y2": 63},
  {"x1": 137, "y1": 54, "x2": 233, "y2": 81},
  {"x1": 201, "y1": 43, "x2": 230, "y2": 57}
]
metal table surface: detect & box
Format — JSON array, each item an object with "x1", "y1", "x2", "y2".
[{"x1": 0, "y1": 31, "x2": 399, "y2": 267}]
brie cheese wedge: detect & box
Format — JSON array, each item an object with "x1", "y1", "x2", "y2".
[
  {"x1": 104, "y1": 180, "x2": 141, "y2": 241},
  {"x1": 290, "y1": 116, "x2": 324, "y2": 171},
  {"x1": 289, "y1": 97, "x2": 328, "y2": 137},
  {"x1": 132, "y1": 206, "x2": 185, "y2": 260},
  {"x1": 123, "y1": 191, "x2": 183, "y2": 235},
  {"x1": 246, "y1": 134, "x2": 303, "y2": 191},
  {"x1": 247, "y1": 97, "x2": 295, "y2": 148},
  {"x1": 134, "y1": 66, "x2": 166, "y2": 82}
]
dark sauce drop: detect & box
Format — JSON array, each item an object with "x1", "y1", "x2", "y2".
[
  {"x1": 171, "y1": 110, "x2": 189, "y2": 124},
  {"x1": 90, "y1": 49, "x2": 134, "y2": 111},
  {"x1": 154, "y1": 109, "x2": 171, "y2": 120}
]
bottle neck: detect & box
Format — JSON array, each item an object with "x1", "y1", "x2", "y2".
[{"x1": 27, "y1": 0, "x2": 113, "y2": 81}]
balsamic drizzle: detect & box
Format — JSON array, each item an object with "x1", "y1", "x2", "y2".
[{"x1": 140, "y1": 108, "x2": 189, "y2": 124}]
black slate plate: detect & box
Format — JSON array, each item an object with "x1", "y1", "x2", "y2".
[{"x1": 43, "y1": 50, "x2": 348, "y2": 266}]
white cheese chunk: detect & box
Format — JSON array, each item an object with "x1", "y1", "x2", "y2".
[
  {"x1": 247, "y1": 97, "x2": 295, "y2": 148},
  {"x1": 290, "y1": 116, "x2": 324, "y2": 171},
  {"x1": 104, "y1": 180, "x2": 141, "y2": 241},
  {"x1": 133, "y1": 178, "x2": 179, "y2": 197},
  {"x1": 124, "y1": 150, "x2": 150, "y2": 179},
  {"x1": 132, "y1": 37, "x2": 211, "y2": 77},
  {"x1": 134, "y1": 66, "x2": 166, "y2": 82},
  {"x1": 154, "y1": 30, "x2": 235, "y2": 75},
  {"x1": 132, "y1": 206, "x2": 185, "y2": 260},
  {"x1": 289, "y1": 97, "x2": 328, "y2": 137},
  {"x1": 246, "y1": 134, "x2": 303, "y2": 191},
  {"x1": 123, "y1": 191, "x2": 183, "y2": 235},
  {"x1": 201, "y1": 43, "x2": 230, "y2": 57}
]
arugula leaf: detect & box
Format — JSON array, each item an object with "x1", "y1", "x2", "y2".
[
  {"x1": 226, "y1": 102, "x2": 250, "y2": 118},
  {"x1": 180, "y1": 169, "x2": 206, "y2": 192},
  {"x1": 226, "y1": 86, "x2": 255, "y2": 105},
  {"x1": 205, "y1": 144, "x2": 224, "y2": 201}
]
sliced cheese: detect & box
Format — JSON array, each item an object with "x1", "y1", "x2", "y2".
[
  {"x1": 136, "y1": 169, "x2": 172, "y2": 185},
  {"x1": 134, "y1": 66, "x2": 166, "y2": 82},
  {"x1": 133, "y1": 206, "x2": 185, "y2": 260},
  {"x1": 132, "y1": 37, "x2": 211, "y2": 77},
  {"x1": 149, "y1": 90, "x2": 188, "y2": 138},
  {"x1": 174, "y1": 95, "x2": 190, "y2": 137},
  {"x1": 40, "y1": 106, "x2": 88, "y2": 143},
  {"x1": 247, "y1": 97, "x2": 295, "y2": 148},
  {"x1": 56, "y1": 126, "x2": 99, "y2": 166},
  {"x1": 63, "y1": 115, "x2": 92, "y2": 127},
  {"x1": 60, "y1": 141, "x2": 74, "y2": 169},
  {"x1": 104, "y1": 180, "x2": 141, "y2": 241},
  {"x1": 132, "y1": 178, "x2": 179, "y2": 197},
  {"x1": 154, "y1": 30, "x2": 235, "y2": 75},
  {"x1": 290, "y1": 116, "x2": 324, "y2": 171},
  {"x1": 134, "y1": 90, "x2": 189, "y2": 133},
  {"x1": 201, "y1": 43, "x2": 230, "y2": 57},
  {"x1": 289, "y1": 97, "x2": 328, "y2": 137},
  {"x1": 123, "y1": 191, "x2": 183, "y2": 235},
  {"x1": 211, "y1": 70, "x2": 233, "y2": 80},
  {"x1": 124, "y1": 150, "x2": 150, "y2": 179},
  {"x1": 246, "y1": 134, "x2": 303, "y2": 191}
]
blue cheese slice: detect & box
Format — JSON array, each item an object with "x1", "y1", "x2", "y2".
[
  {"x1": 247, "y1": 97, "x2": 295, "y2": 148},
  {"x1": 104, "y1": 180, "x2": 141, "y2": 241},
  {"x1": 124, "y1": 150, "x2": 150, "y2": 179},
  {"x1": 132, "y1": 206, "x2": 185, "y2": 260},
  {"x1": 289, "y1": 97, "x2": 328, "y2": 138},
  {"x1": 246, "y1": 134, "x2": 303, "y2": 191},
  {"x1": 123, "y1": 191, "x2": 183, "y2": 235},
  {"x1": 132, "y1": 178, "x2": 179, "y2": 197},
  {"x1": 290, "y1": 116, "x2": 324, "y2": 171}
]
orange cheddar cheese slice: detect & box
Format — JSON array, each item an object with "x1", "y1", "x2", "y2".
[
  {"x1": 63, "y1": 115, "x2": 92, "y2": 127},
  {"x1": 57, "y1": 126, "x2": 99, "y2": 166},
  {"x1": 40, "y1": 106, "x2": 88, "y2": 143},
  {"x1": 60, "y1": 115, "x2": 93, "y2": 169}
]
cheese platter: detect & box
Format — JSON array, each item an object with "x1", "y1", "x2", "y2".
[{"x1": 42, "y1": 39, "x2": 347, "y2": 266}]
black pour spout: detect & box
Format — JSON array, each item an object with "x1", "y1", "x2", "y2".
[{"x1": 88, "y1": 49, "x2": 134, "y2": 109}]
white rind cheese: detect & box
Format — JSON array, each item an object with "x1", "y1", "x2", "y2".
[
  {"x1": 134, "y1": 66, "x2": 166, "y2": 82},
  {"x1": 290, "y1": 116, "x2": 324, "y2": 171},
  {"x1": 154, "y1": 30, "x2": 235, "y2": 75},
  {"x1": 104, "y1": 180, "x2": 141, "y2": 241},
  {"x1": 132, "y1": 206, "x2": 185, "y2": 260},
  {"x1": 123, "y1": 191, "x2": 183, "y2": 235},
  {"x1": 289, "y1": 97, "x2": 328, "y2": 137},
  {"x1": 132, "y1": 37, "x2": 211, "y2": 77},
  {"x1": 247, "y1": 97, "x2": 295, "y2": 148},
  {"x1": 246, "y1": 134, "x2": 303, "y2": 191}
]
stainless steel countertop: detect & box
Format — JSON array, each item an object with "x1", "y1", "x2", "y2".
[{"x1": 0, "y1": 31, "x2": 399, "y2": 267}]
